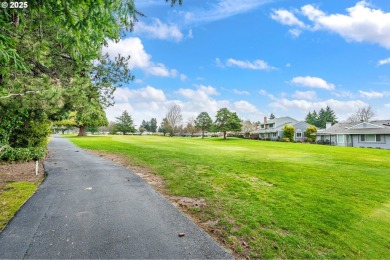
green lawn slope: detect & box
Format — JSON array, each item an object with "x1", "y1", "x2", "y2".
[{"x1": 68, "y1": 135, "x2": 390, "y2": 259}]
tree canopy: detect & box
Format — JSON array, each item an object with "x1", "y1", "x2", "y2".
[
  {"x1": 347, "y1": 106, "x2": 375, "y2": 123},
  {"x1": 164, "y1": 105, "x2": 183, "y2": 136},
  {"x1": 214, "y1": 108, "x2": 242, "y2": 139},
  {"x1": 283, "y1": 125, "x2": 295, "y2": 141},
  {"x1": 115, "y1": 111, "x2": 136, "y2": 135},
  {"x1": 195, "y1": 112, "x2": 213, "y2": 138},
  {"x1": 305, "y1": 106, "x2": 337, "y2": 128}
]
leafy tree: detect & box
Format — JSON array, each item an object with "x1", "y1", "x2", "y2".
[
  {"x1": 195, "y1": 112, "x2": 213, "y2": 138},
  {"x1": 52, "y1": 114, "x2": 77, "y2": 134},
  {"x1": 269, "y1": 113, "x2": 276, "y2": 119},
  {"x1": 214, "y1": 108, "x2": 242, "y2": 139},
  {"x1": 0, "y1": 0, "x2": 180, "y2": 159},
  {"x1": 184, "y1": 117, "x2": 198, "y2": 137},
  {"x1": 74, "y1": 100, "x2": 108, "y2": 136},
  {"x1": 167, "y1": 0, "x2": 183, "y2": 6},
  {"x1": 140, "y1": 120, "x2": 151, "y2": 132},
  {"x1": 115, "y1": 110, "x2": 136, "y2": 135},
  {"x1": 158, "y1": 119, "x2": 168, "y2": 136},
  {"x1": 241, "y1": 120, "x2": 256, "y2": 138},
  {"x1": 283, "y1": 125, "x2": 295, "y2": 141},
  {"x1": 347, "y1": 106, "x2": 375, "y2": 123},
  {"x1": 0, "y1": 0, "x2": 139, "y2": 152},
  {"x1": 165, "y1": 104, "x2": 183, "y2": 136},
  {"x1": 305, "y1": 125, "x2": 317, "y2": 142},
  {"x1": 139, "y1": 127, "x2": 146, "y2": 134},
  {"x1": 99, "y1": 121, "x2": 116, "y2": 135},
  {"x1": 150, "y1": 118, "x2": 158, "y2": 132}
]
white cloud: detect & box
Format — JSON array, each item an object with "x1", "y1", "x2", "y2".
[
  {"x1": 378, "y1": 57, "x2": 390, "y2": 66},
  {"x1": 331, "y1": 90, "x2": 355, "y2": 98},
  {"x1": 102, "y1": 37, "x2": 178, "y2": 77},
  {"x1": 258, "y1": 89, "x2": 275, "y2": 99},
  {"x1": 359, "y1": 90, "x2": 390, "y2": 99},
  {"x1": 225, "y1": 58, "x2": 275, "y2": 70},
  {"x1": 106, "y1": 84, "x2": 262, "y2": 125},
  {"x1": 289, "y1": 28, "x2": 302, "y2": 38},
  {"x1": 385, "y1": 103, "x2": 390, "y2": 108},
  {"x1": 105, "y1": 86, "x2": 170, "y2": 126},
  {"x1": 272, "y1": 1, "x2": 390, "y2": 49},
  {"x1": 215, "y1": 58, "x2": 224, "y2": 68},
  {"x1": 134, "y1": 18, "x2": 184, "y2": 42},
  {"x1": 271, "y1": 9, "x2": 305, "y2": 27},
  {"x1": 233, "y1": 101, "x2": 259, "y2": 113},
  {"x1": 187, "y1": 29, "x2": 194, "y2": 39},
  {"x1": 292, "y1": 90, "x2": 317, "y2": 100},
  {"x1": 233, "y1": 89, "x2": 250, "y2": 95},
  {"x1": 114, "y1": 86, "x2": 166, "y2": 103},
  {"x1": 290, "y1": 76, "x2": 335, "y2": 90},
  {"x1": 183, "y1": 0, "x2": 270, "y2": 25}
]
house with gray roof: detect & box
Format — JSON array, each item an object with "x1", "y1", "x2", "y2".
[
  {"x1": 315, "y1": 121, "x2": 390, "y2": 149},
  {"x1": 251, "y1": 116, "x2": 311, "y2": 141}
]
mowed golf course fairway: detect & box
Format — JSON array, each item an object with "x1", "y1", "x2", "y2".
[{"x1": 68, "y1": 135, "x2": 390, "y2": 259}]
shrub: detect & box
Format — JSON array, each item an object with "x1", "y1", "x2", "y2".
[
  {"x1": 306, "y1": 125, "x2": 317, "y2": 142},
  {"x1": 0, "y1": 146, "x2": 45, "y2": 162},
  {"x1": 283, "y1": 125, "x2": 295, "y2": 141},
  {"x1": 282, "y1": 138, "x2": 290, "y2": 142}
]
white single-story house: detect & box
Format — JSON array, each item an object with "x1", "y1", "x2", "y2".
[{"x1": 315, "y1": 120, "x2": 390, "y2": 149}]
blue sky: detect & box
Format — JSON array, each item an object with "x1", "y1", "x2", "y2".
[{"x1": 104, "y1": 0, "x2": 390, "y2": 126}]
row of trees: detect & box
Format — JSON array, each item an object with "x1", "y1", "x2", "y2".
[
  {"x1": 305, "y1": 106, "x2": 338, "y2": 128},
  {"x1": 158, "y1": 105, "x2": 242, "y2": 139},
  {"x1": 305, "y1": 105, "x2": 376, "y2": 128}
]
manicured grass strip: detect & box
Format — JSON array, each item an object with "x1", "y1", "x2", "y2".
[
  {"x1": 0, "y1": 182, "x2": 38, "y2": 230},
  {"x1": 68, "y1": 135, "x2": 390, "y2": 259}
]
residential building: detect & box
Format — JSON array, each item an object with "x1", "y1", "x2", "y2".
[
  {"x1": 251, "y1": 116, "x2": 311, "y2": 141},
  {"x1": 315, "y1": 121, "x2": 390, "y2": 149}
]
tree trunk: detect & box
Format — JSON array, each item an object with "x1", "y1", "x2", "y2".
[
  {"x1": 202, "y1": 130, "x2": 205, "y2": 139},
  {"x1": 78, "y1": 125, "x2": 87, "y2": 136},
  {"x1": 223, "y1": 131, "x2": 227, "y2": 139}
]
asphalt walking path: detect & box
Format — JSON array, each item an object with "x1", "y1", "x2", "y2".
[{"x1": 0, "y1": 135, "x2": 231, "y2": 259}]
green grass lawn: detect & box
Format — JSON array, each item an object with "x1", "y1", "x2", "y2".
[
  {"x1": 0, "y1": 182, "x2": 38, "y2": 230},
  {"x1": 68, "y1": 135, "x2": 390, "y2": 259}
]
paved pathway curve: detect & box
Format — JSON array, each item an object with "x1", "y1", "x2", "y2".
[{"x1": 0, "y1": 135, "x2": 231, "y2": 259}]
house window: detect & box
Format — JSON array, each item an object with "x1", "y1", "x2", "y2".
[
  {"x1": 272, "y1": 132, "x2": 277, "y2": 137},
  {"x1": 337, "y1": 134, "x2": 344, "y2": 143},
  {"x1": 296, "y1": 132, "x2": 302, "y2": 138},
  {"x1": 361, "y1": 134, "x2": 381, "y2": 142}
]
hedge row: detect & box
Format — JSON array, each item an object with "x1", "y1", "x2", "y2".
[{"x1": 0, "y1": 146, "x2": 46, "y2": 162}]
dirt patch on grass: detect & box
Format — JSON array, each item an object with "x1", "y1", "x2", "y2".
[
  {"x1": 0, "y1": 161, "x2": 45, "y2": 189},
  {"x1": 167, "y1": 196, "x2": 206, "y2": 209}
]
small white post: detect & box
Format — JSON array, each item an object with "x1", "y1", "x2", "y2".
[{"x1": 35, "y1": 161, "x2": 38, "y2": 176}]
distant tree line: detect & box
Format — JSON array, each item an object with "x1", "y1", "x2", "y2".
[{"x1": 305, "y1": 106, "x2": 338, "y2": 128}]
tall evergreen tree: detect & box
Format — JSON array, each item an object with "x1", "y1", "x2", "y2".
[
  {"x1": 115, "y1": 110, "x2": 136, "y2": 135},
  {"x1": 150, "y1": 118, "x2": 158, "y2": 132}
]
